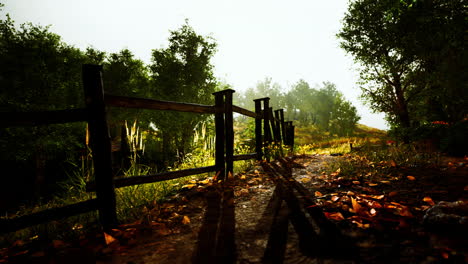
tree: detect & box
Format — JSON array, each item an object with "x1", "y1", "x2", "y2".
[
  {"x1": 338, "y1": 0, "x2": 467, "y2": 142},
  {"x1": 337, "y1": 0, "x2": 423, "y2": 142},
  {"x1": 329, "y1": 94, "x2": 360, "y2": 136},
  {"x1": 0, "y1": 13, "x2": 90, "y2": 201},
  {"x1": 149, "y1": 21, "x2": 218, "y2": 160}
]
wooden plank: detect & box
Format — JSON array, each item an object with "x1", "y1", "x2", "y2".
[
  {"x1": 274, "y1": 110, "x2": 282, "y2": 142},
  {"x1": 232, "y1": 105, "x2": 256, "y2": 118},
  {"x1": 270, "y1": 107, "x2": 280, "y2": 143},
  {"x1": 279, "y1": 109, "x2": 286, "y2": 145},
  {"x1": 254, "y1": 99, "x2": 263, "y2": 160},
  {"x1": 86, "y1": 166, "x2": 217, "y2": 190},
  {"x1": 82, "y1": 64, "x2": 118, "y2": 230},
  {"x1": 224, "y1": 90, "x2": 235, "y2": 178},
  {"x1": 213, "y1": 91, "x2": 226, "y2": 181},
  {"x1": 0, "y1": 108, "x2": 88, "y2": 127},
  {"x1": 232, "y1": 153, "x2": 257, "y2": 161},
  {"x1": 263, "y1": 98, "x2": 272, "y2": 143},
  {"x1": 105, "y1": 94, "x2": 216, "y2": 114},
  {"x1": 0, "y1": 199, "x2": 98, "y2": 234}
]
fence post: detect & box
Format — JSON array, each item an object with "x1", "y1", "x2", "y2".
[
  {"x1": 285, "y1": 121, "x2": 295, "y2": 150},
  {"x1": 278, "y1": 109, "x2": 285, "y2": 144},
  {"x1": 213, "y1": 91, "x2": 226, "y2": 181},
  {"x1": 263, "y1": 98, "x2": 272, "y2": 143},
  {"x1": 290, "y1": 123, "x2": 295, "y2": 151},
  {"x1": 82, "y1": 64, "x2": 117, "y2": 230},
  {"x1": 254, "y1": 99, "x2": 263, "y2": 160},
  {"x1": 224, "y1": 89, "x2": 235, "y2": 179},
  {"x1": 271, "y1": 108, "x2": 280, "y2": 143}
]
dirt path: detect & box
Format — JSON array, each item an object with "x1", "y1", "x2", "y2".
[
  {"x1": 102, "y1": 155, "x2": 358, "y2": 264},
  {"x1": 7, "y1": 154, "x2": 467, "y2": 263}
]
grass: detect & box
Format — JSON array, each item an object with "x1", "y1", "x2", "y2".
[
  {"x1": 1, "y1": 122, "x2": 259, "y2": 248},
  {"x1": 1, "y1": 121, "x2": 389, "y2": 248}
]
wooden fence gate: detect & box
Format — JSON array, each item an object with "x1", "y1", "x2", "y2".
[{"x1": 0, "y1": 64, "x2": 295, "y2": 233}]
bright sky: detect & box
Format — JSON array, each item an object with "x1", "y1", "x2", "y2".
[{"x1": 3, "y1": 0, "x2": 388, "y2": 130}]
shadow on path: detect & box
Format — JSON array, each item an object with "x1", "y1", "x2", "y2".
[
  {"x1": 192, "y1": 183, "x2": 236, "y2": 264},
  {"x1": 192, "y1": 157, "x2": 358, "y2": 263}
]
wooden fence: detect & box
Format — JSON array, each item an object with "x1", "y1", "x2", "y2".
[{"x1": 0, "y1": 64, "x2": 295, "y2": 233}]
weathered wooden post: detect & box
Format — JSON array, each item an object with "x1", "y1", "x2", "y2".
[
  {"x1": 213, "y1": 91, "x2": 226, "y2": 181},
  {"x1": 224, "y1": 89, "x2": 235, "y2": 179},
  {"x1": 82, "y1": 64, "x2": 117, "y2": 230},
  {"x1": 279, "y1": 109, "x2": 286, "y2": 145},
  {"x1": 290, "y1": 123, "x2": 295, "y2": 151},
  {"x1": 285, "y1": 121, "x2": 295, "y2": 150},
  {"x1": 254, "y1": 99, "x2": 263, "y2": 160},
  {"x1": 263, "y1": 98, "x2": 272, "y2": 143},
  {"x1": 273, "y1": 109, "x2": 282, "y2": 143}
]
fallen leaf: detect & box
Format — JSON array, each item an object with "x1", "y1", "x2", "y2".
[
  {"x1": 299, "y1": 177, "x2": 311, "y2": 183},
  {"x1": 380, "y1": 180, "x2": 391, "y2": 184},
  {"x1": 240, "y1": 175, "x2": 246, "y2": 180},
  {"x1": 398, "y1": 206, "x2": 414, "y2": 217},
  {"x1": 368, "y1": 183, "x2": 378, "y2": 186},
  {"x1": 104, "y1": 232, "x2": 117, "y2": 245},
  {"x1": 324, "y1": 212, "x2": 345, "y2": 221},
  {"x1": 390, "y1": 160, "x2": 397, "y2": 167},
  {"x1": 352, "y1": 220, "x2": 370, "y2": 229},
  {"x1": 346, "y1": 191, "x2": 355, "y2": 196},
  {"x1": 181, "y1": 215, "x2": 190, "y2": 225},
  {"x1": 331, "y1": 195, "x2": 340, "y2": 202},
  {"x1": 331, "y1": 168, "x2": 341, "y2": 177},
  {"x1": 372, "y1": 194, "x2": 385, "y2": 200},
  {"x1": 406, "y1": 176, "x2": 416, "y2": 181},
  {"x1": 199, "y1": 179, "x2": 210, "y2": 184},
  {"x1": 388, "y1": 191, "x2": 398, "y2": 197},
  {"x1": 423, "y1": 196, "x2": 435, "y2": 206},
  {"x1": 351, "y1": 197, "x2": 362, "y2": 214},
  {"x1": 182, "y1": 184, "x2": 196, "y2": 189},
  {"x1": 314, "y1": 191, "x2": 323, "y2": 197},
  {"x1": 370, "y1": 208, "x2": 377, "y2": 216},
  {"x1": 352, "y1": 181, "x2": 361, "y2": 185}
]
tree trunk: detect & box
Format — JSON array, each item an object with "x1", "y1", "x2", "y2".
[{"x1": 394, "y1": 79, "x2": 411, "y2": 143}]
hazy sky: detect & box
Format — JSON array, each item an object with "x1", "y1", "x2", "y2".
[{"x1": 3, "y1": 0, "x2": 388, "y2": 129}]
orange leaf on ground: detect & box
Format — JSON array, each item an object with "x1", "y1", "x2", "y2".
[
  {"x1": 314, "y1": 191, "x2": 323, "y2": 197},
  {"x1": 398, "y1": 206, "x2": 414, "y2": 217},
  {"x1": 352, "y1": 181, "x2": 361, "y2": 185},
  {"x1": 388, "y1": 191, "x2": 398, "y2": 197},
  {"x1": 368, "y1": 183, "x2": 378, "y2": 186},
  {"x1": 104, "y1": 232, "x2": 117, "y2": 245},
  {"x1": 423, "y1": 196, "x2": 435, "y2": 206},
  {"x1": 390, "y1": 160, "x2": 397, "y2": 167},
  {"x1": 351, "y1": 197, "x2": 362, "y2": 214},
  {"x1": 182, "y1": 215, "x2": 191, "y2": 225},
  {"x1": 324, "y1": 212, "x2": 345, "y2": 221},
  {"x1": 406, "y1": 176, "x2": 416, "y2": 180}
]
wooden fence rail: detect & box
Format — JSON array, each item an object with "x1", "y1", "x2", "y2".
[{"x1": 0, "y1": 64, "x2": 295, "y2": 234}]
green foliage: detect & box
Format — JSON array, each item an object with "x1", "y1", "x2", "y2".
[
  {"x1": 149, "y1": 21, "x2": 218, "y2": 161},
  {"x1": 237, "y1": 79, "x2": 360, "y2": 136},
  {"x1": 338, "y1": 0, "x2": 467, "y2": 143}
]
